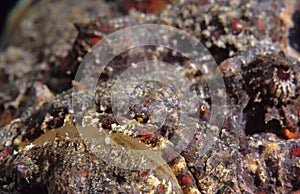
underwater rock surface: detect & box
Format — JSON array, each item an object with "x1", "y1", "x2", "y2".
[{"x1": 0, "y1": 0, "x2": 300, "y2": 193}]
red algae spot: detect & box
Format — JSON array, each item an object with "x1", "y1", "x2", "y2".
[
  {"x1": 180, "y1": 173, "x2": 192, "y2": 185},
  {"x1": 88, "y1": 37, "x2": 102, "y2": 46},
  {"x1": 232, "y1": 20, "x2": 249, "y2": 34},
  {"x1": 140, "y1": 172, "x2": 148, "y2": 177},
  {"x1": 100, "y1": 26, "x2": 112, "y2": 33},
  {"x1": 0, "y1": 147, "x2": 12, "y2": 159},
  {"x1": 139, "y1": 129, "x2": 156, "y2": 142},
  {"x1": 158, "y1": 185, "x2": 165, "y2": 193},
  {"x1": 121, "y1": 0, "x2": 175, "y2": 14},
  {"x1": 122, "y1": 25, "x2": 130, "y2": 29},
  {"x1": 291, "y1": 147, "x2": 300, "y2": 157}
]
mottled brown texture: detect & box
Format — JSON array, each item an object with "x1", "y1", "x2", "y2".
[{"x1": 0, "y1": 0, "x2": 300, "y2": 193}]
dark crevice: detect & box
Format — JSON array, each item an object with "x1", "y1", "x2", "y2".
[
  {"x1": 244, "y1": 101, "x2": 267, "y2": 135},
  {"x1": 20, "y1": 183, "x2": 49, "y2": 194},
  {"x1": 289, "y1": 10, "x2": 300, "y2": 53},
  {"x1": 208, "y1": 44, "x2": 238, "y2": 64}
]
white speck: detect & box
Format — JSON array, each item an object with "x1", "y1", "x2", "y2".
[
  {"x1": 131, "y1": 63, "x2": 137, "y2": 68},
  {"x1": 111, "y1": 123, "x2": 117, "y2": 130},
  {"x1": 141, "y1": 156, "x2": 147, "y2": 163},
  {"x1": 24, "y1": 143, "x2": 35, "y2": 151},
  {"x1": 105, "y1": 136, "x2": 111, "y2": 144},
  {"x1": 95, "y1": 59, "x2": 100, "y2": 64},
  {"x1": 202, "y1": 64, "x2": 209, "y2": 74}
]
